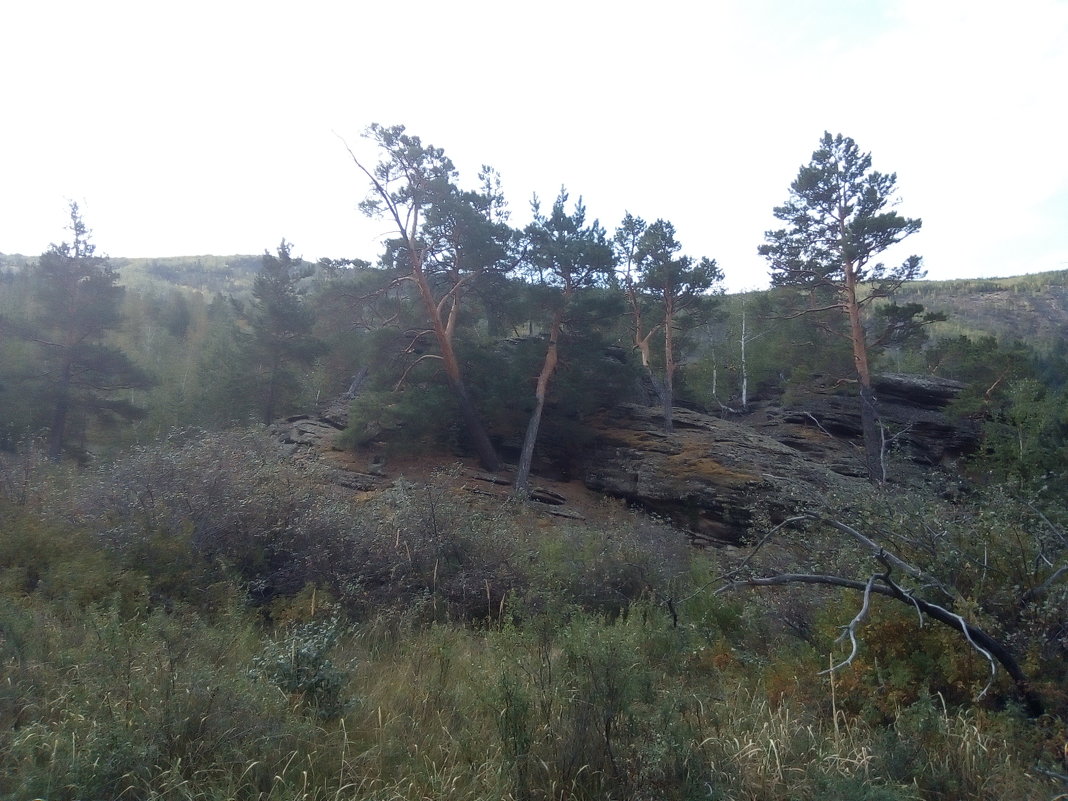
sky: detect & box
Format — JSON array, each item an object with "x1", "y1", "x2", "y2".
[{"x1": 2, "y1": 0, "x2": 1066, "y2": 292}]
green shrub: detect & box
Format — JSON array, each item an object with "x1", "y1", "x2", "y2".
[
  {"x1": 252, "y1": 616, "x2": 353, "y2": 720},
  {"x1": 342, "y1": 385, "x2": 461, "y2": 455}
]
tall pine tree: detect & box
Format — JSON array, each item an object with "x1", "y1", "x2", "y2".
[
  {"x1": 26, "y1": 203, "x2": 153, "y2": 460},
  {"x1": 515, "y1": 190, "x2": 614, "y2": 490},
  {"x1": 632, "y1": 220, "x2": 722, "y2": 432},
  {"x1": 760, "y1": 133, "x2": 924, "y2": 481},
  {"x1": 347, "y1": 124, "x2": 515, "y2": 471}
]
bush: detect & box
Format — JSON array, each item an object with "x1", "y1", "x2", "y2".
[
  {"x1": 252, "y1": 616, "x2": 353, "y2": 720},
  {"x1": 1, "y1": 422, "x2": 1061, "y2": 799}
]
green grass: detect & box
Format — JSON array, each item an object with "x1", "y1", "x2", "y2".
[
  {"x1": 0, "y1": 436, "x2": 1063, "y2": 800},
  {"x1": 1, "y1": 590, "x2": 1054, "y2": 800}
]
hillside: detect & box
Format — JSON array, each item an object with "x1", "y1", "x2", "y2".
[
  {"x1": 3, "y1": 248, "x2": 1067, "y2": 798},
  {"x1": 112, "y1": 254, "x2": 263, "y2": 293},
  {"x1": 7, "y1": 248, "x2": 1067, "y2": 348},
  {"x1": 893, "y1": 270, "x2": 1068, "y2": 350},
  {"x1": 1, "y1": 252, "x2": 262, "y2": 294}
]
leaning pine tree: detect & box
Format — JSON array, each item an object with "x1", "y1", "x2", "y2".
[
  {"x1": 345, "y1": 124, "x2": 515, "y2": 472},
  {"x1": 759, "y1": 132, "x2": 924, "y2": 482},
  {"x1": 514, "y1": 190, "x2": 614, "y2": 492}
]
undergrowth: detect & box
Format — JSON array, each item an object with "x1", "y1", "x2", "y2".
[{"x1": 0, "y1": 432, "x2": 1063, "y2": 799}]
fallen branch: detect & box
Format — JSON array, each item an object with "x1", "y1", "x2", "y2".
[
  {"x1": 819, "y1": 573, "x2": 878, "y2": 674},
  {"x1": 809, "y1": 514, "x2": 953, "y2": 597},
  {"x1": 1020, "y1": 563, "x2": 1068, "y2": 603},
  {"x1": 802, "y1": 412, "x2": 841, "y2": 442},
  {"x1": 722, "y1": 569, "x2": 1043, "y2": 716}
]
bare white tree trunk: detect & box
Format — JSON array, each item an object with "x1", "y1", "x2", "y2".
[{"x1": 740, "y1": 305, "x2": 749, "y2": 410}]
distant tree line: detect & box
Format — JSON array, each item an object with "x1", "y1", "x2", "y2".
[{"x1": 1, "y1": 129, "x2": 1065, "y2": 492}]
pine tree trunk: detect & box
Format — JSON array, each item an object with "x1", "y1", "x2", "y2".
[
  {"x1": 47, "y1": 358, "x2": 73, "y2": 461},
  {"x1": 450, "y1": 374, "x2": 501, "y2": 472},
  {"x1": 412, "y1": 261, "x2": 501, "y2": 472},
  {"x1": 515, "y1": 310, "x2": 563, "y2": 492},
  {"x1": 740, "y1": 306, "x2": 749, "y2": 409},
  {"x1": 859, "y1": 384, "x2": 882, "y2": 481},
  {"x1": 515, "y1": 395, "x2": 546, "y2": 493},
  {"x1": 47, "y1": 390, "x2": 69, "y2": 462},
  {"x1": 843, "y1": 259, "x2": 881, "y2": 482},
  {"x1": 663, "y1": 305, "x2": 675, "y2": 433}
]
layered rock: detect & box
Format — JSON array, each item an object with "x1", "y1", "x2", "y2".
[
  {"x1": 576, "y1": 373, "x2": 976, "y2": 543},
  {"x1": 270, "y1": 395, "x2": 386, "y2": 492},
  {"x1": 579, "y1": 403, "x2": 867, "y2": 545},
  {"x1": 755, "y1": 373, "x2": 979, "y2": 476},
  {"x1": 271, "y1": 372, "x2": 977, "y2": 546}
]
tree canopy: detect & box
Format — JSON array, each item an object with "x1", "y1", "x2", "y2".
[
  {"x1": 760, "y1": 132, "x2": 925, "y2": 480},
  {"x1": 514, "y1": 190, "x2": 615, "y2": 490},
  {"x1": 10, "y1": 203, "x2": 154, "y2": 460},
  {"x1": 347, "y1": 124, "x2": 516, "y2": 471},
  {"x1": 247, "y1": 240, "x2": 326, "y2": 423}
]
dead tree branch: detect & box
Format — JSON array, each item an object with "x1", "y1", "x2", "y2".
[
  {"x1": 722, "y1": 568, "x2": 1042, "y2": 715},
  {"x1": 819, "y1": 573, "x2": 878, "y2": 674},
  {"x1": 716, "y1": 515, "x2": 814, "y2": 585},
  {"x1": 714, "y1": 512, "x2": 1046, "y2": 716},
  {"x1": 1020, "y1": 563, "x2": 1068, "y2": 604},
  {"x1": 802, "y1": 412, "x2": 846, "y2": 444},
  {"x1": 804, "y1": 513, "x2": 953, "y2": 597},
  {"x1": 392, "y1": 354, "x2": 443, "y2": 391}
]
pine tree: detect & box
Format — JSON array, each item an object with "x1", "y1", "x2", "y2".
[
  {"x1": 24, "y1": 203, "x2": 153, "y2": 460},
  {"x1": 515, "y1": 190, "x2": 614, "y2": 491},
  {"x1": 248, "y1": 241, "x2": 326, "y2": 423},
  {"x1": 347, "y1": 124, "x2": 515, "y2": 471},
  {"x1": 760, "y1": 132, "x2": 924, "y2": 481},
  {"x1": 633, "y1": 220, "x2": 722, "y2": 432}
]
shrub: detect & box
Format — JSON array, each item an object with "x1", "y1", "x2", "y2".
[{"x1": 252, "y1": 616, "x2": 353, "y2": 720}]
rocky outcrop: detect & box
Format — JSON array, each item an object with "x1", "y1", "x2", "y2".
[
  {"x1": 579, "y1": 403, "x2": 867, "y2": 545},
  {"x1": 270, "y1": 395, "x2": 387, "y2": 492},
  {"x1": 575, "y1": 373, "x2": 977, "y2": 543},
  {"x1": 871, "y1": 373, "x2": 980, "y2": 462},
  {"x1": 271, "y1": 373, "x2": 977, "y2": 546},
  {"x1": 754, "y1": 373, "x2": 979, "y2": 476}
]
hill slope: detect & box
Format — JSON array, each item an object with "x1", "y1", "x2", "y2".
[{"x1": 893, "y1": 270, "x2": 1068, "y2": 349}]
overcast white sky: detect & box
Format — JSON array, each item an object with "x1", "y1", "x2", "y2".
[{"x1": 2, "y1": 0, "x2": 1066, "y2": 291}]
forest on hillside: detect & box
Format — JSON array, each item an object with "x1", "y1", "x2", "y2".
[{"x1": 0, "y1": 128, "x2": 1066, "y2": 799}]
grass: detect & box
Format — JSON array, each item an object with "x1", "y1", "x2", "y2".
[
  {"x1": 0, "y1": 435, "x2": 1063, "y2": 800},
  {"x1": 1, "y1": 588, "x2": 1055, "y2": 800}
]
